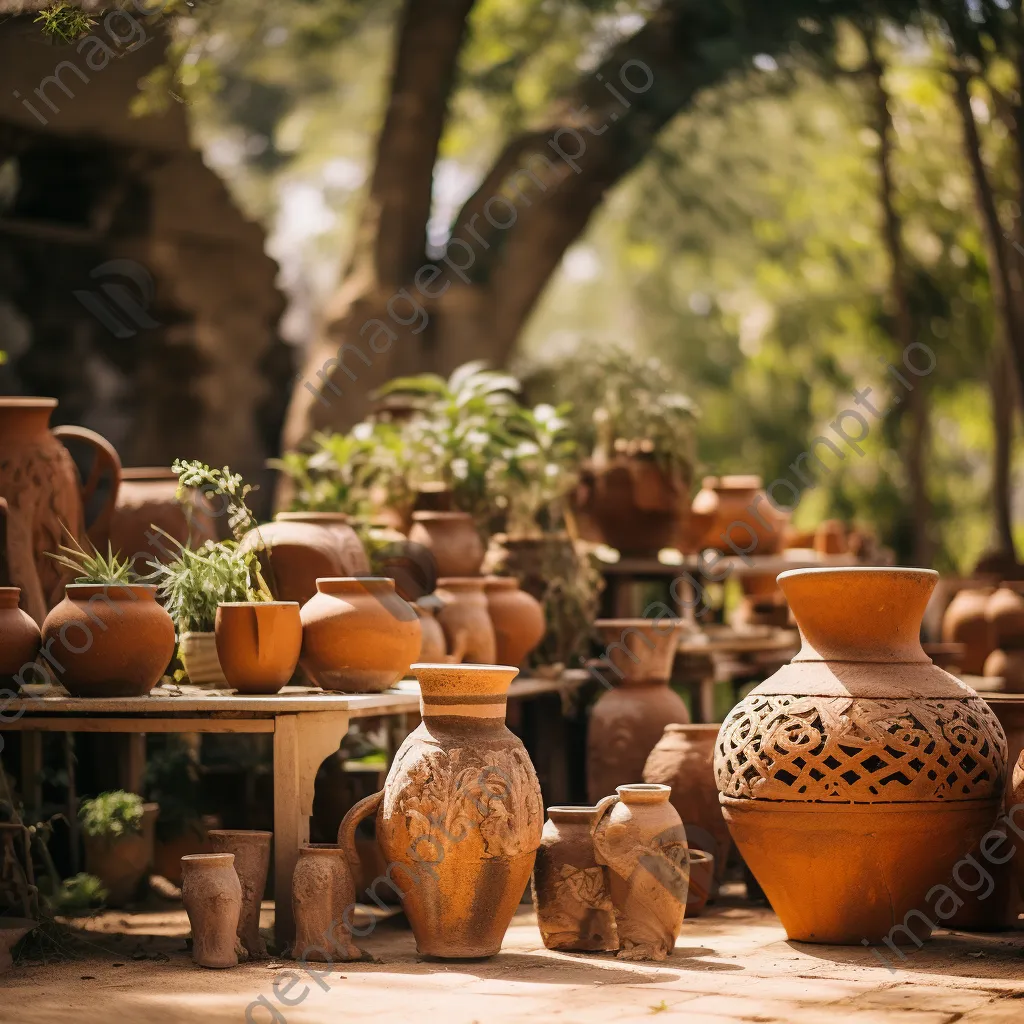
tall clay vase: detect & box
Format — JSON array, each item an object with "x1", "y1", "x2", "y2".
[
  {"x1": 587, "y1": 619, "x2": 690, "y2": 804},
  {"x1": 435, "y1": 578, "x2": 497, "y2": 665},
  {"x1": 215, "y1": 602, "x2": 302, "y2": 694},
  {"x1": 0, "y1": 587, "x2": 41, "y2": 686},
  {"x1": 941, "y1": 587, "x2": 995, "y2": 676},
  {"x1": 208, "y1": 830, "x2": 271, "y2": 959},
  {"x1": 484, "y1": 577, "x2": 545, "y2": 668},
  {"x1": 339, "y1": 663, "x2": 544, "y2": 958},
  {"x1": 643, "y1": 724, "x2": 732, "y2": 891},
  {"x1": 181, "y1": 853, "x2": 243, "y2": 969},
  {"x1": 407, "y1": 511, "x2": 485, "y2": 577},
  {"x1": 592, "y1": 784, "x2": 689, "y2": 961},
  {"x1": 715, "y1": 567, "x2": 1009, "y2": 945},
  {"x1": 532, "y1": 805, "x2": 617, "y2": 952},
  {"x1": 291, "y1": 844, "x2": 362, "y2": 962}
]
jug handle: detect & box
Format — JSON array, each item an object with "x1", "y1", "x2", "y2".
[
  {"x1": 338, "y1": 790, "x2": 384, "y2": 880},
  {"x1": 52, "y1": 426, "x2": 122, "y2": 550},
  {"x1": 590, "y1": 792, "x2": 620, "y2": 866}
]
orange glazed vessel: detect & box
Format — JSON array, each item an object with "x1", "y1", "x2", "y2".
[
  {"x1": 715, "y1": 567, "x2": 1008, "y2": 945},
  {"x1": 215, "y1": 602, "x2": 302, "y2": 694}
]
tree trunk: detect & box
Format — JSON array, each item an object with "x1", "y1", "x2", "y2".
[{"x1": 992, "y1": 342, "x2": 1017, "y2": 554}]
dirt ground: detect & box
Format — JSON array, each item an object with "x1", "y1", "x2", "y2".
[{"x1": 4, "y1": 889, "x2": 1024, "y2": 1024}]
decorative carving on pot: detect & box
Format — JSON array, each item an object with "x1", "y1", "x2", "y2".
[
  {"x1": 300, "y1": 577, "x2": 420, "y2": 692},
  {"x1": 215, "y1": 602, "x2": 302, "y2": 694},
  {"x1": 715, "y1": 567, "x2": 1009, "y2": 945},
  {"x1": 338, "y1": 664, "x2": 544, "y2": 959},
  {"x1": 0, "y1": 588, "x2": 41, "y2": 688},
  {"x1": 532, "y1": 805, "x2": 617, "y2": 952},
  {"x1": 484, "y1": 576, "x2": 545, "y2": 667},
  {"x1": 592, "y1": 784, "x2": 689, "y2": 961},
  {"x1": 181, "y1": 852, "x2": 243, "y2": 969},
  {"x1": 0, "y1": 398, "x2": 121, "y2": 625},
  {"x1": 941, "y1": 587, "x2": 995, "y2": 675},
  {"x1": 435, "y1": 577, "x2": 497, "y2": 665},
  {"x1": 643, "y1": 724, "x2": 731, "y2": 891},
  {"x1": 291, "y1": 844, "x2": 362, "y2": 962},
  {"x1": 407, "y1": 511, "x2": 485, "y2": 577},
  {"x1": 208, "y1": 830, "x2": 272, "y2": 959},
  {"x1": 691, "y1": 475, "x2": 785, "y2": 555}
]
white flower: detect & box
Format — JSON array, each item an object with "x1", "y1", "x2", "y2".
[
  {"x1": 352, "y1": 422, "x2": 373, "y2": 441},
  {"x1": 451, "y1": 457, "x2": 469, "y2": 480}
]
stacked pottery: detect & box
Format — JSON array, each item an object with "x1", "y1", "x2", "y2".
[
  {"x1": 181, "y1": 853, "x2": 243, "y2": 969},
  {"x1": 435, "y1": 578, "x2": 496, "y2": 665},
  {"x1": 983, "y1": 586, "x2": 1024, "y2": 691},
  {"x1": 208, "y1": 830, "x2": 272, "y2": 959},
  {"x1": 587, "y1": 619, "x2": 689, "y2": 803},
  {"x1": 941, "y1": 587, "x2": 995, "y2": 676},
  {"x1": 291, "y1": 844, "x2": 362, "y2": 962},
  {"x1": 715, "y1": 567, "x2": 1008, "y2": 945},
  {"x1": 484, "y1": 576, "x2": 545, "y2": 667}
]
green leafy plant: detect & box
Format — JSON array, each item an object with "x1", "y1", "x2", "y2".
[
  {"x1": 47, "y1": 533, "x2": 138, "y2": 586},
  {"x1": 79, "y1": 791, "x2": 144, "y2": 840},
  {"x1": 52, "y1": 873, "x2": 107, "y2": 915},
  {"x1": 34, "y1": 1, "x2": 96, "y2": 43}
]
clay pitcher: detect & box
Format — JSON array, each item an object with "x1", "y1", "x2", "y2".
[
  {"x1": 435, "y1": 578, "x2": 497, "y2": 665},
  {"x1": 592, "y1": 784, "x2": 689, "y2": 961},
  {"x1": 484, "y1": 576, "x2": 546, "y2": 667},
  {"x1": 181, "y1": 852, "x2": 243, "y2": 968},
  {"x1": 291, "y1": 844, "x2": 362, "y2": 962},
  {"x1": 208, "y1": 830, "x2": 272, "y2": 959},
  {"x1": 0, "y1": 399, "x2": 120, "y2": 624},
  {"x1": 339, "y1": 663, "x2": 544, "y2": 958}
]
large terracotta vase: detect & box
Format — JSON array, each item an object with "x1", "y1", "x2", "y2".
[
  {"x1": 941, "y1": 587, "x2": 995, "y2": 675},
  {"x1": 407, "y1": 511, "x2": 485, "y2": 577},
  {"x1": 592, "y1": 783, "x2": 689, "y2": 961},
  {"x1": 339, "y1": 663, "x2": 544, "y2": 958},
  {"x1": 300, "y1": 577, "x2": 420, "y2": 692},
  {"x1": 0, "y1": 398, "x2": 120, "y2": 624},
  {"x1": 84, "y1": 803, "x2": 159, "y2": 907},
  {"x1": 691, "y1": 475, "x2": 786, "y2": 555},
  {"x1": 181, "y1": 852, "x2": 243, "y2": 969},
  {"x1": 484, "y1": 576, "x2": 545, "y2": 667},
  {"x1": 436, "y1": 578, "x2": 497, "y2": 665},
  {"x1": 291, "y1": 844, "x2": 362, "y2": 962},
  {"x1": 587, "y1": 619, "x2": 690, "y2": 803},
  {"x1": 715, "y1": 567, "x2": 1009, "y2": 945},
  {"x1": 643, "y1": 724, "x2": 732, "y2": 889},
  {"x1": 208, "y1": 830, "x2": 272, "y2": 959},
  {"x1": 215, "y1": 602, "x2": 302, "y2": 694},
  {"x1": 0, "y1": 587, "x2": 41, "y2": 685}
]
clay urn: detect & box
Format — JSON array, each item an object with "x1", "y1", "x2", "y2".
[
  {"x1": 407, "y1": 511, "x2": 485, "y2": 577},
  {"x1": 0, "y1": 398, "x2": 121, "y2": 624},
  {"x1": 291, "y1": 844, "x2": 362, "y2": 962},
  {"x1": 986, "y1": 586, "x2": 1024, "y2": 649},
  {"x1": 84, "y1": 803, "x2": 159, "y2": 906},
  {"x1": 214, "y1": 602, "x2": 302, "y2": 694},
  {"x1": 300, "y1": 577, "x2": 420, "y2": 692},
  {"x1": 592, "y1": 783, "x2": 689, "y2": 961},
  {"x1": 208, "y1": 830, "x2": 272, "y2": 959},
  {"x1": 690, "y1": 475, "x2": 786, "y2": 555},
  {"x1": 0, "y1": 918, "x2": 35, "y2": 974},
  {"x1": 941, "y1": 587, "x2": 995, "y2": 675},
  {"x1": 435, "y1": 577, "x2": 497, "y2": 664},
  {"x1": 339, "y1": 663, "x2": 544, "y2": 958},
  {"x1": 1013, "y1": 754, "x2": 1024, "y2": 902},
  {"x1": 983, "y1": 647, "x2": 1024, "y2": 692},
  {"x1": 413, "y1": 599, "x2": 448, "y2": 663},
  {"x1": 586, "y1": 619, "x2": 690, "y2": 803},
  {"x1": 484, "y1": 576, "x2": 546, "y2": 667},
  {"x1": 643, "y1": 724, "x2": 732, "y2": 891},
  {"x1": 181, "y1": 852, "x2": 243, "y2": 968},
  {"x1": 40, "y1": 584, "x2": 175, "y2": 697},
  {"x1": 716, "y1": 567, "x2": 1009, "y2": 945},
  {"x1": 684, "y1": 850, "x2": 714, "y2": 918},
  {"x1": 0, "y1": 588, "x2": 41, "y2": 687},
  {"x1": 532, "y1": 805, "x2": 617, "y2": 952}
]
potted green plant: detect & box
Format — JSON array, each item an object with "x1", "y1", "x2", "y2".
[{"x1": 80, "y1": 791, "x2": 159, "y2": 907}]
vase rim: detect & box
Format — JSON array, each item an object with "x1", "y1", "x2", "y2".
[
  {"x1": 275, "y1": 511, "x2": 350, "y2": 522},
  {"x1": 0, "y1": 397, "x2": 58, "y2": 409},
  {"x1": 217, "y1": 601, "x2": 300, "y2": 608},
  {"x1": 412, "y1": 510, "x2": 471, "y2": 521},
  {"x1": 483, "y1": 576, "x2": 518, "y2": 588},
  {"x1": 65, "y1": 583, "x2": 158, "y2": 600},
  {"x1": 0, "y1": 587, "x2": 21, "y2": 604},
  {"x1": 412, "y1": 662, "x2": 518, "y2": 703},
  {"x1": 616, "y1": 783, "x2": 671, "y2": 804},
  {"x1": 316, "y1": 576, "x2": 395, "y2": 591},
  {"x1": 437, "y1": 577, "x2": 486, "y2": 588},
  {"x1": 299, "y1": 843, "x2": 346, "y2": 853},
  {"x1": 546, "y1": 805, "x2": 600, "y2": 821},
  {"x1": 182, "y1": 852, "x2": 234, "y2": 864},
  {"x1": 594, "y1": 618, "x2": 684, "y2": 628},
  {"x1": 777, "y1": 566, "x2": 939, "y2": 582}
]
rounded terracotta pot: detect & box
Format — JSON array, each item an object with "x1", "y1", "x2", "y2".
[
  {"x1": 208, "y1": 830, "x2": 272, "y2": 959},
  {"x1": 41, "y1": 584, "x2": 175, "y2": 697},
  {"x1": 339, "y1": 663, "x2": 544, "y2": 959},
  {"x1": 181, "y1": 852, "x2": 242, "y2": 969},
  {"x1": 643, "y1": 724, "x2": 732, "y2": 889},
  {"x1": 83, "y1": 803, "x2": 159, "y2": 907},
  {"x1": 941, "y1": 587, "x2": 995, "y2": 675},
  {"x1": 691, "y1": 475, "x2": 785, "y2": 555},
  {"x1": 0, "y1": 587, "x2": 41, "y2": 683},
  {"x1": 300, "y1": 577, "x2": 420, "y2": 692},
  {"x1": 292, "y1": 844, "x2": 361, "y2": 962},
  {"x1": 684, "y1": 849, "x2": 714, "y2": 918},
  {"x1": 986, "y1": 587, "x2": 1024, "y2": 649},
  {"x1": 983, "y1": 648, "x2": 1024, "y2": 691},
  {"x1": 413, "y1": 601, "x2": 448, "y2": 663},
  {"x1": 716, "y1": 567, "x2": 1009, "y2": 945},
  {"x1": 436, "y1": 577, "x2": 497, "y2": 665},
  {"x1": 532, "y1": 805, "x2": 617, "y2": 952},
  {"x1": 407, "y1": 511, "x2": 485, "y2": 578},
  {"x1": 215, "y1": 602, "x2": 302, "y2": 694},
  {"x1": 484, "y1": 576, "x2": 545, "y2": 667},
  {"x1": 593, "y1": 783, "x2": 689, "y2": 961},
  {"x1": 239, "y1": 515, "x2": 370, "y2": 607}
]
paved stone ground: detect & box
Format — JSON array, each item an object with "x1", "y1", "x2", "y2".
[{"x1": 5, "y1": 891, "x2": 1023, "y2": 1023}]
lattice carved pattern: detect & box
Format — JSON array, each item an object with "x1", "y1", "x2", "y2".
[{"x1": 715, "y1": 695, "x2": 1007, "y2": 803}]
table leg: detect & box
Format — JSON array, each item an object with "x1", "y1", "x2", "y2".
[{"x1": 273, "y1": 711, "x2": 350, "y2": 950}]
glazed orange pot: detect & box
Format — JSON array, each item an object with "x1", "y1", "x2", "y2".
[
  {"x1": 716, "y1": 567, "x2": 1009, "y2": 945},
  {"x1": 300, "y1": 577, "x2": 420, "y2": 692},
  {"x1": 0, "y1": 587, "x2": 41, "y2": 684},
  {"x1": 436, "y1": 577, "x2": 496, "y2": 664},
  {"x1": 339, "y1": 663, "x2": 543, "y2": 958},
  {"x1": 40, "y1": 584, "x2": 175, "y2": 697},
  {"x1": 484, "y1": 576, "x2": 545, "y2": 667},
  {"x1": 407, "y1": 511, "x2": 485, "y2": 577},
  {"x1": 215, "y1": 602, "x2": 302, "y2": 694},
  {"x1": 691, "y1": 475, "x2": 785, "y2": 555},
  {"x1": 941, "y1": 587, "x2": 995, "y2": 675}
]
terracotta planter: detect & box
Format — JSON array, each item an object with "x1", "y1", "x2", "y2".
[
  {"x1": 983, "y1": 648, "x2": 1024, "y2": 691},
  {"x1": 0, "y1": 399, "x2": 120, "y2": 625},
  {"x1": 436, "y1": 577, "x2": 497, "y2": 665},
  {"x1": 0, "y1": 918, "x2": 34, "y2": 974},
  {"x1": 684, "y1": 850, "x2": 714, "y2": 918},
  {"x1": 593, "y1": 784, "x2": 689, "y2": 961},
  {"x1": 291, "y1": 844, "x2": 362, "y2": 962},
  {"x1": 691, "y1": 475, "x2": 785, "y2": 555},
  {"x1": 339, "y1": 663, "x2": 544, "y2": 958},
  {"x1": 83, "y1": 803, "x2": 159, "y2": 907},
  {"x1": 181, "y1": 852, "x2": 242, "y2": 969},
  {"x1": 407, "y1": 511, "x2": 485, "y2": 577},
  {"x1": 179, "y1": 631, "x2": 228, "y2": 687},
  {"x1": 532, "y1": 805, "x2": 617, "y2": 952},
  {"x1": 413, "y1": 601, "x2": 448, "y2": 662},
  {"x1": 987, "y1": 587, "x2": 1024, "y2": 649},
  {"x1": 215, "y1": 602, "x2": 302, "y2": 694},
  {"x1": 484, "y1": 577, "x2": 545, "y2": 667},
  {"x1": 716, "y1": 567, "x2": 1009, "y2": 945},
  {"x1": 300, "y1": 577, "x2": 420, "y2": 692},
  {"x1": 941, "y1": 587, "x2": 995, "y2": 675},
  {"x1": 41, "y1": 585, "x2": 174, "y2": 697},
  {"x1": 208, "y1": 830, "x2": 272, "y2": 959},
  {"x1": 0, "y1": 587, "x2": 41, "y2": 684},
  {"x1": 643, "y1": 724, "x2": 732, "y2": 890}
]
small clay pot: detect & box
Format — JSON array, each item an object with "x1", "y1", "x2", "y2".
[
  {"x1": 532, "y1": 805, "x2": 617, "y2": 952},
  {"x1": 291, "y1": 844, "x2": 361, "y2": 962},
  {"x1": 0, "y1": 587, "x2": 41, "y2": 684},
  {"x1": 0, "y1": 918, "x2": 34, "y2": 974},
  {"x1": 592, "y1": 784, "x2": 688, "y2": 961},
  {"x1": 407, "y1": 511, "x2": 485, "y2": 577},
  {"x1": 941, "y1": 587, "x2": 995, "y2": 675},
  {"x1": 40, "y1": 585, "x2": 175, "y2": 697},
  {"x1": 179, "y1": 631, "x2": 228, "y2": 687},
  {"x1": 484, "y1": 576, "x2": 545, "y2": 667},
  {"x1": 215, "y1": 602, "x2": 302, "y2": 694},
  {"x1": 208, "y1": 830, "x2": 272, "y2": 959},
  {"x1": 691, "y1": 475, "x2": 785, "y2": 555},
  {"x1": 987, "y1": 587, "x2": 1024, "y2": 649},
  {"x1": 300, "y1": 577, "x2": 420, "y2": 692},
  {"x1": 413, "y1": 600, "x2": 447, "y2": 662},
  {"x1": 181, "y1": 852, "x2": 243, "y2": 969},
  {"x1": 84, "y1": 803, "x2": 159, "y2": 907},
  {"x1": 436, "y1": 577, "x2": 497, "y2": 664},
  {"x1": 984, "y1": 648, "x2": 1024, "y2": 691},
  {"x1": 684, "y1": 850, "x2": 714, "y2": 918}
]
